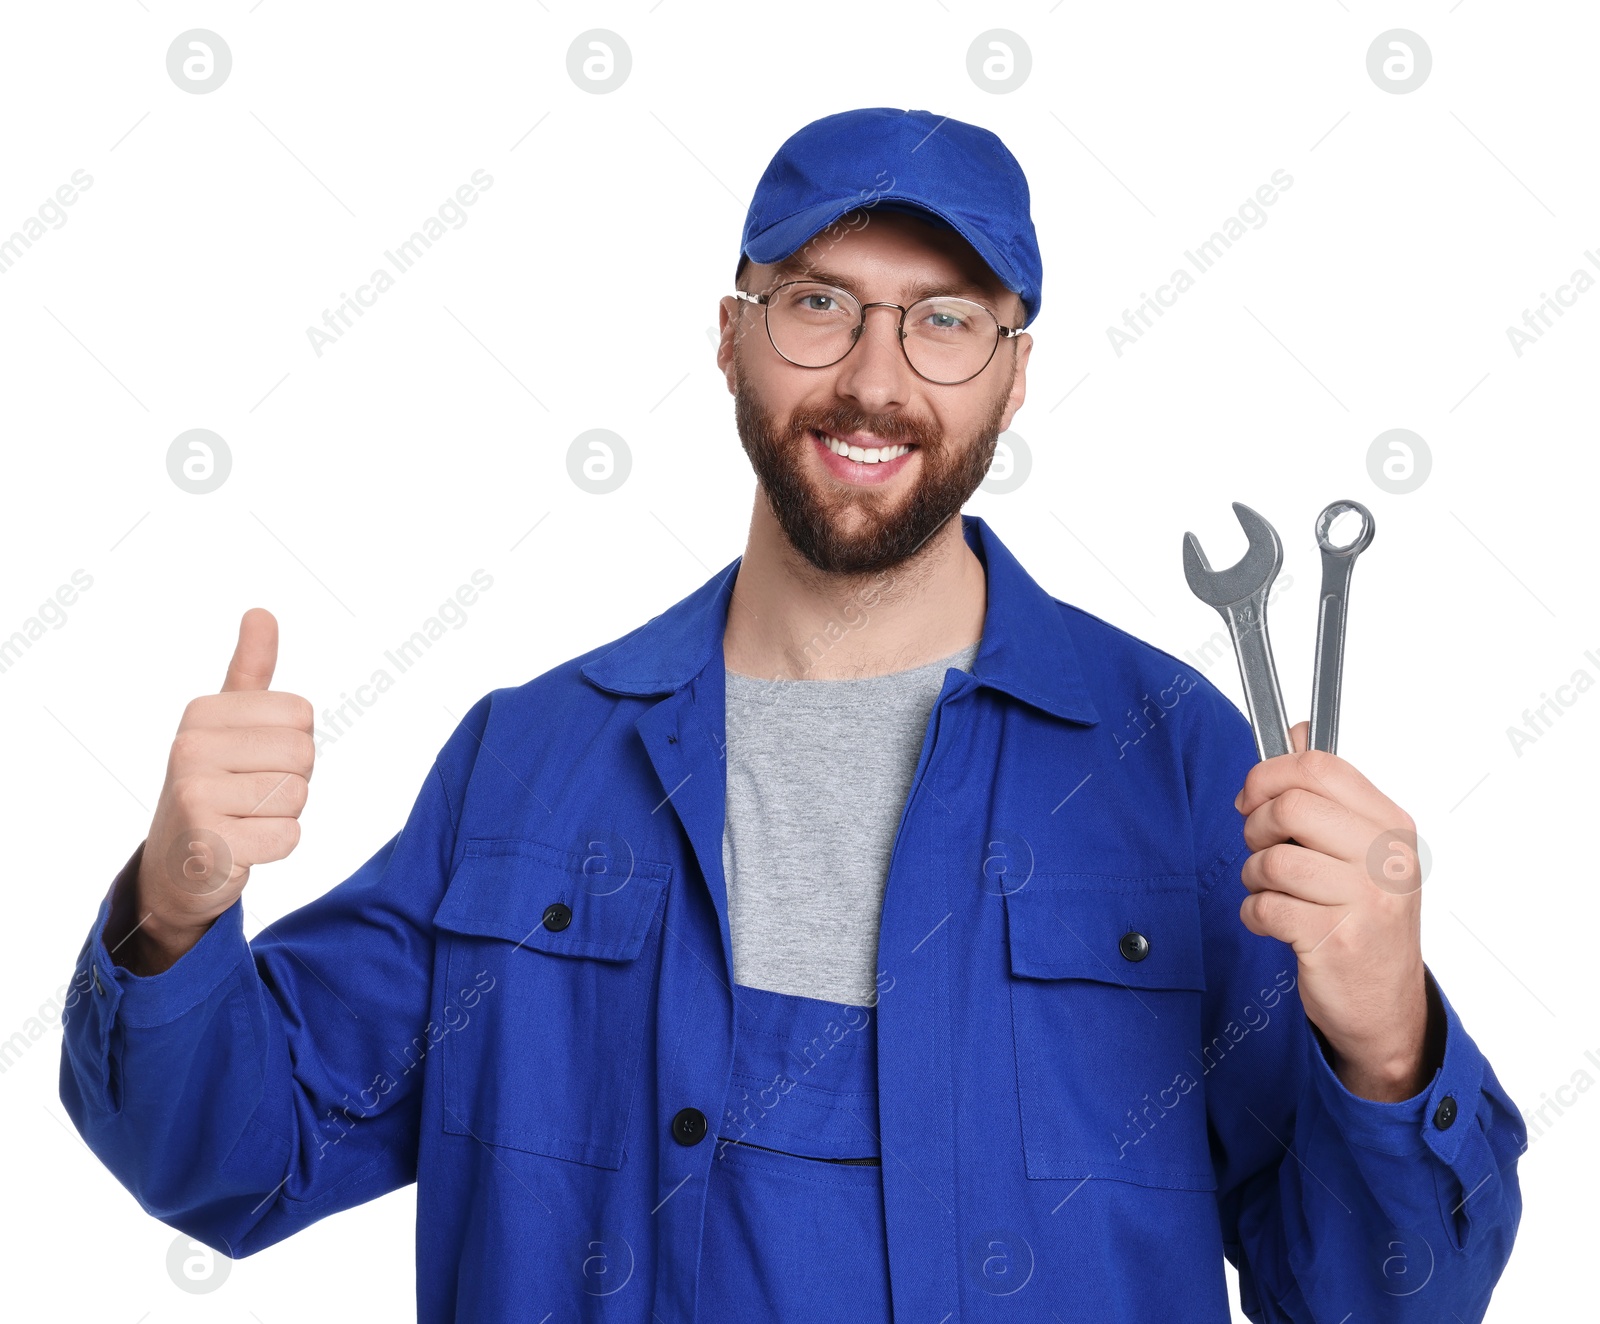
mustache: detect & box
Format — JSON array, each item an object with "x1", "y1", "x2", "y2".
[{"x1": 788, "y1": 410, "x2": 939, "y2": 450}]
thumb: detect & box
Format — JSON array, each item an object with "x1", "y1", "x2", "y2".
[
  {"x1": 221, "y1": 607, "x2": 278, "y2": 693},
  {"x1": 1289, "y1": 719, "x2": 1310, "y2": 755}
]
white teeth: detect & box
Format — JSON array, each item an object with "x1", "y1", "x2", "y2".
[{"x1": 817, "y1": 431, "x2": 911, "y2": 464}]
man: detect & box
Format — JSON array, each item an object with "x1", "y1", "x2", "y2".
[{"x1": 62, "y1": 108, "x2": 1523, "y2": 1321}]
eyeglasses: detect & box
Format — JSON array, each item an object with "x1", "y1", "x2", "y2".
[{"x1": 732, "y1": 280, "x2": 1022, "y2": 385}]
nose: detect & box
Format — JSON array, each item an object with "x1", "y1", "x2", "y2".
[{"x1": 831, "y1": 303, "x2": 914, "y2": 414}]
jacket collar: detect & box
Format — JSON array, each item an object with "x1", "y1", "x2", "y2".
[{"x1": 580, "y1": 513, "x2": 1100, "y2": 726}]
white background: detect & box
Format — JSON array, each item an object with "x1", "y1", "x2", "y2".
[{"x1": 1, "y1": 3, "x2": 1592, "y2": 1320}]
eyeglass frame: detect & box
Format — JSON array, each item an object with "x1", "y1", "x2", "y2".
[{"x1": 732, "y1": 279, "x2": 1024, "y2": 386}]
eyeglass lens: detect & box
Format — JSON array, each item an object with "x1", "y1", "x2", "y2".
[{"x1": 764, "y1": 282, "x2": 999, "y2": 383}]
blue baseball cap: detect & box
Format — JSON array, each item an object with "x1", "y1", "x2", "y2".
[{"x1": 737, "y1": 107, "x2": 1043, "y2": 328}]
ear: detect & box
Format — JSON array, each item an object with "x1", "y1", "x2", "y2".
[
  {"x1": 715, "y1": 296, "x2": 741, "y2": 395},
  {"x1": 996, "y1": 333, "x2": 1032, "y2": 433}
]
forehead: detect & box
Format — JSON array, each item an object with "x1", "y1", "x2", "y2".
[{"x1": 758, "y1": 209, "x2": 1015, "y2": 310}]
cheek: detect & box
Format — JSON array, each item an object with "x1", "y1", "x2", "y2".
[{"x1": 737, "y1": 348, "x2": 805, "y2": 415}]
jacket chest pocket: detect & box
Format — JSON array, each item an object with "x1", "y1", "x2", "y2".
[
  {"x1": 431, "y1": 837, "x2": 670, "y2": 1169},
  {"x1": 1004, "y1": 878, "x2": 1217, "y2": 1191}
]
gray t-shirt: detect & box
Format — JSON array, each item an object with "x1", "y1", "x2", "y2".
[{"x1": 721, "y1": 640, "x2": 981, "y2": 1006}]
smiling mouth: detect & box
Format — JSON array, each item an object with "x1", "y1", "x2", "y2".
[{"x1": 808, "y1": 428, "x2": 917, "y2": 465}]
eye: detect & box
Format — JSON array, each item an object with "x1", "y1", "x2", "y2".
[{"x1": 917, "y1": 304, "x2": 973, "y2": 333}]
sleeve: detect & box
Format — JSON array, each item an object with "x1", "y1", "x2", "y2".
[
  {"x1": 57, "y1": 694, "x2": 493, "y2": 1258},
  {"x1": 1184, "y1": 683, "x2": 1525, "y2": 1321}
]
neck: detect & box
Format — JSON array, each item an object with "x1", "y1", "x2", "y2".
[{"x1": 722, "y1": 492, "x2": 986, "y2": 681}]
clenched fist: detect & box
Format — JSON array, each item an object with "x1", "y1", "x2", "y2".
[{"x1": 105, "y1": 608, "x2": 315, "y2": 975}]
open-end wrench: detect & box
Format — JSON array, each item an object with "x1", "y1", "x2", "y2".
[
  {"x1": 1182, "y1": 502, "x2": 1293, "y2": 761},
  {"x1": 1308, "y1": 499, "x2": 1376, "y2": 755}
]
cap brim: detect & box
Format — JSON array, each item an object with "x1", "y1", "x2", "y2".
[{"x1": 745, "y1": 194, "x2": 1029, "y2": 324}]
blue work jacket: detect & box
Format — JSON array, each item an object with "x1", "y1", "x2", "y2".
[{"x1": 60, "y1": 513, "x2": 1524, "y2": 1322}]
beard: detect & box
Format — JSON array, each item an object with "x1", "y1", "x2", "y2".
[{"x1": 733, "y1": 357, "x2": 1015, "y2": 578}]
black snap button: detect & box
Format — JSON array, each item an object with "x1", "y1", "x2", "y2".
[
  {"x1": 1119, "y1": 930, "x2": 1150, "y2": 962},
  {"x1": 92, "y1": 966, "x2": 105, "y2": 996},
  {"x1": 541, "y1": 902, "x2": 572, "y2": 932},
  {"x1": 1433, "y1": 1095, "x2": 1458, "y2": 1130},
  {"x1": 671, "y1": 1106, "x2": 708, "y2": 1146}
]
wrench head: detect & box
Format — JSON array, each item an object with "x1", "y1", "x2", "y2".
[
  {"x1": 1182, "y1": 501, "x2": 1284, "y2": 609},
  {"x1": 1315, "y1": 498, "x2": 1376, "y2": 559}
]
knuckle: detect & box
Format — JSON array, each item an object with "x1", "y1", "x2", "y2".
[
  {"x1": 1278, "y1": 786, "x2": 1315, "y2": 819},
  {"x1": 273, "y1": 773, "x2": 310, "y2": 815},
  {"x1": 169, "y1": 773, "x2": 207, "y2": 819},
  {"x1": 169, "y1": 727, "x2": 204, "y2": 767},
  {"x1": 1260, "y1": 888, "x2": 1297, "y2": 929},
  {"x1": 1247, "y1": 889, "x2": 1281, "y2": 928},
  {"x1": 289, "y1": 730, "x2": 316, "y2": 773},
  {"x1": 1281, "y1": 787, "x2": 1329, "y2": 830},
  {"x1": 1296, "y1": 748, "x2": 1337, "y2": 779},
  {"x1": 1258, "y1": 844, "x2": 1291, "y2": 885}
]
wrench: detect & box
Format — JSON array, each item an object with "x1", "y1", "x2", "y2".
[
  {"x1": 1308, "y1": 499, "x2": 1376, "y2": 754},
  {"x1": 1181, "y1": 502, "x2": 1293, "y2": 761}
]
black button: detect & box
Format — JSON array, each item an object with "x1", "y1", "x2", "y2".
[
  {"x1": 541, "y1": 902, "x2": 572, "y2": 932},
  {"x1": 1119, "y1": 930, "x2": 1150, "y2": 962},
  {"x1": 1433, "y1": 1095, "x2": 1458, "y2": 1130},
  {"x1": 671, "y1": 1107, "x2": 708, "y2": 1146},
  {"x1": 93, "y1": 966, "x2": 105, "y2": 996}
]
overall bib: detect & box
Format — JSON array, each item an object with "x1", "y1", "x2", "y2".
[{"x1": 696, "y1": 981, "x2": 893, "y2": 1320}]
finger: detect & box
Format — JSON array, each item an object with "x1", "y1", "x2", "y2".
[
  {"x1": 171, "y1": 818, "x2": 300, "y2": 884},
  {"x1": 222, "y1": 815, "x2": 302, "y2": 868},
  {"x1": 1240, "y1": 841, "x2": 1353, "y2": 907},
  {"x1": 1237, "y1": 745, "x2": 1406, "y2": 828},
  {"x1": 221, "y1": 608, "x2": 278, "y2": 694},
  {"x1": 1239, "y1": 886, "x2": 1347, "y2": 954},
  {"x1": 1289, "y1": 719, "x2": 1309, "y2": 755},
  {"x1": 1242, "y1": 785, "x2": 1378, "y2": 863},
  {"x1": 185, "y1": 690, "x2": 315, "y2": 734},
  {"x1": 201, "y1": 771, "x2": 310, "y2": 820},
  {"x1": 180, "y1": 726, "x2": 315, "y2": 779}
]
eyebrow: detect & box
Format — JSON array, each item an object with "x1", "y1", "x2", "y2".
[{"x1": 769, "y1": 262, "x2": 998, "y2": 309}]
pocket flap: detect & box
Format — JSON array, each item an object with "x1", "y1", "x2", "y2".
[
  {"x1": 1005, "y1": 879, "x2": 1206, "y2": 992},
  {"x1": 433, "y1": 837, "x2": 670, "y2": 962}
]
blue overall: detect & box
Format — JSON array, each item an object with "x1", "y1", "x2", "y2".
[
  {"x1": 697, "y1": 980, "x2": 892, "y2": 1320},
  {"x1": 62, "y1": 516, "x2": 1524, "y2": 1322}
]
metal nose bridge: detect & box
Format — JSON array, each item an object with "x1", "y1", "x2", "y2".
[
  {"x1": 857, "y1": 300, "x2": 912, "y2": 320},
  {"x1": 841, "y1": 302, "x2": 912, "y2": 377}
]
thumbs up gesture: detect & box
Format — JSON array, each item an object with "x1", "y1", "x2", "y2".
[{"x1": 119, "y1": 609, "x2": 315, "y2": 972}]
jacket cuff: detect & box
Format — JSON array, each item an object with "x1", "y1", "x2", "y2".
[
  {"x1": 84, "y1": 840, "x2": 253, "y2": 1030},
  {"x1": 1307, "y1": 965, "x2": 1484, "y2": 1161}
]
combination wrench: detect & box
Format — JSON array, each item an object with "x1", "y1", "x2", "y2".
[
  {"x1": 1307, "y1": 499, "x2": 1376, "y2": 755},
  {"x1": 1182, "y1": 502, "x2": 1293, "y2": 760}
]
